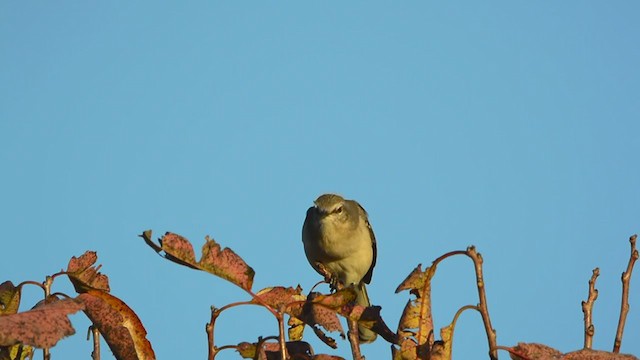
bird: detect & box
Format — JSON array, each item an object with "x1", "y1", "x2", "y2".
[{"x1": 302, "y1": 193, "x2": 377, "y2": 343}]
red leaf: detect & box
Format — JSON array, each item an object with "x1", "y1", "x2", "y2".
[
  {"x1": 0, "y1": 297, "x2": 84, "y2": 348},
  {"x1": 78, "y1": 290, "x2": 155, "y2": 360},
  {"x1": 199, "y1": 236, "x2": 255, "y2": 290},
  {"x1": 252, "y1": 286, "x2": 304, "y2": 310},
  {"x1": 141, "y1": 230, "x2": 255, "y2": 291},
  {"x1": 66, "y1": 251, "x2": 110, "y2": 293}
]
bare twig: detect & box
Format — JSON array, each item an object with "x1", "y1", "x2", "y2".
[
  {"x1": 613, "y1": 234, "x2": 638, "y2": 353},
  {"x1": 42, "y1": 275, "x2": 54, "y2": 360},
  {"x1": 347, "y1": 318, "x2": 364, "y2": 360},
  {"x1": 466, "y1": 246, "x2": 498, "y2": 360},
  {"x1": 207, "y1": 306, "x2": 220, "y2": 360},
  {"x1": 277, "y1": 305, "x2": 288, "y2": 360},
  {"x1": 581, "y1": 268, "x2": 599, "y2": 349},
  {"x1": 89, "y1": 326, "x2": 100, "y2": 360}
]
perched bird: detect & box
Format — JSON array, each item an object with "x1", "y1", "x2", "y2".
[{"x1": 302, "y1": 193, "x2": 377, "y2": 343}]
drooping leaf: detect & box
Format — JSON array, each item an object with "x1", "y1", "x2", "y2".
[
  {"x1": 78, "y1": 290, "x2": 155, "y2": 360},
  {"x1": 159, "y1": 233, "x2": 198, "y2": 269},
  {"x1": 0, "y1": 297, "x2": 84, "y2": 348},
  {"x1": 394, "y1": 264, "x2": 436, "y2": 360},
  {"x1": 199, "y1": 235, "x2": 255, "y2": 290},
  {"x1": 341, "y1": 303, "x2": 398, "y2": 344},
  {"x1": 140, "y1": 230, "x2": 255, "y2": 291},
  {"x1": 66, "y1": 251, "x2": 110, "y2": 293},
  {"x1": 288, "y1": 292, "x2": 344, "y2": 335},
  {"x1": 0, "y1": 282, "x2": 21, "y2": 315}
]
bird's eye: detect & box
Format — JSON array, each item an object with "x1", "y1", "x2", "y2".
[{"x1": 335, "y1": 206, "x2": 343, "y2": 214}]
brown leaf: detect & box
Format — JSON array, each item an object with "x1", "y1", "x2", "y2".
[
  {"x1": 236, "y1": 341, "x2": 257, "y2": 359},
  {"x1": 140, "y1": 230, "x2": 255, "y2": 291},
  {"x1": 0, "y1": 343, "x2": 34, "y2": 360},
  {"x1": 509, "y1": 344, "x2": 640, "y2": 360},
  {"x1": 561, "y1": 349, "x2": 639, "y2": 360},
  {"x1": 395, "y1": 264, "x2": 430, "y2": 294},
  {"x1": 342, "y1": 303, "x2": 398, "y2": 344},
  {"x1": 394, "y1": 264, "x2": 434, "y2": 355},
  {"x1": 159, "y1": 233, "x2": 198, "y2": 268},
  {"x1": 289, "y1": 293, "x2": 345, "y2": 333},
  {"x1": 311, "y1": 288, "x2": 357, "y2": 310},
  {"x1": 311, "y1": 355, "x2": 345, "y2": 360},
  {"x1": 287, "y1": 293, "x2": 343, "y2": 348},
  {"x1": 0, "y1": 297, "x2": 84, "y2": 348},
  {"x1": 287, "y1": 316, "x2": 305, "y2": 341},
  {"x1": 199, "y1": 235, "x2": 255, "y2": 290},
  {"x1": 261, "y1": 341, "x2": 314, "y2": 360},
  {"x1": 78, "y1": 290, "x2": 155, "y2": 360},
  {"x1": 392, "y1": 338, "x2": 418, "y2": 360},
  {"x1": 0, "y1": 281, "x2": 21, "y2": 315},
  {"x1": 253, "y1": 286, "x2": 305, "y2": 310},
  {"x1": 66, "y1": 251, "x2": 110, "y2": 293}
]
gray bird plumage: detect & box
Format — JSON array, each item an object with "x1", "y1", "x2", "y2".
[{"x1": 302, "y1": 193, "x2": 377, "y2": 343}]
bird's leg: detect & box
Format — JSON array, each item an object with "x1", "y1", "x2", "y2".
[{"x1": 315, "y1": 262, "x2": 340, "y2": 292}]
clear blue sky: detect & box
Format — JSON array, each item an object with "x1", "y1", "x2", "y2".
[{"x1": 1, "y1": 2, "x2": 638, "y2": 359}]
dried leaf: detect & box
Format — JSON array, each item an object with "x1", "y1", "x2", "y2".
[
  {"x1": 0, "y1": 282, "x2": 21, "y2": 315},
  {"x1": 236, "y1": 341, "x2": 257, "y2": 359},
  {"x1": 0, "y1": 297, "x2": 84, "y2": 348},
  {"x1": 311, "y1": 288, "x2": 357, "y2": 310},
  {"x1": 342, "y1": 303, "x2": 398, "y2": 344},
  {"x1": 395, "y1": 264, "x2": 430, "y2": 294},
  {"x1": 199, "y1": 235, "x2": 255, "y2": 290},
  {"x1": 394, "y1": 264, "x2": 435, "y2": 359},
  {"x1": 252, "y1": 286, "x2": 305, "y2": 310},
  {"x1": 509, "y1": 343, "x2": 563, "y2": 360},
  {"x1": 311, "y1": 355, "x2": 345, "y2": 360},
  {"x1": 561, "y1": 349, "x2": 639, "y2": 360},
  {"x1": 392, "y1": 338, "x2": 418, "y2": 360},
  {"x1": 140, "y1": 230, "x2": 255, "y2": 291},
  {"x1": 66, "y1": 251, "x2": 110, "y2": 293},
  {"x1": 78, "y1": 290, "x2": 155, "y2": 360},
  {"x1": 160, "y1": 233, "x2": 198, "y2": 268},
  {"x1": 287, "y1": 316, "x2": 305, "y2": 341},
  {"x1": 0, "y1": 344, "x2": 34, "y2": 360},
  {"x1": 261, "y1": 341, "x2": 314, "y2": 360},
  {"x1": 289, "y1": 293, "x2": 344, "y2": 333},
  {"x1": 286, "y1": 293, "x2": 343, "y2": 348},
  {"x1": 438, "y1": 324, "x2": 453, "y2": 360}
]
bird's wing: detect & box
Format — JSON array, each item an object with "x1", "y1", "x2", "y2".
[{"x1": 357, "y1": 202, "x2": 377, "y2": 285}]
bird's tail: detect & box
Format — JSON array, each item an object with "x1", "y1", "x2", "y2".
[{"x1": 355, "y1": 283, "x2": 377, "y2": 343}]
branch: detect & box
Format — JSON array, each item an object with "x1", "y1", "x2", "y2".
[
  {"x1": 613, "y1": 234, "x2": 638, "y2": 353},
  {"x1": 581, "y1": 268, "x2": 599, "y2": 349},
  {"x1": 466, "y1": 246, "x2": 498, "y2": 360},
  {"x1": 207, "y1": 306, "x2": 221, "y2": 360},
  {"x1": 347, "y1": 318, "x2": 364, "y2": 360},
  {"x1": 88, "y1": 325, "x2": 101, "y2": 360}
]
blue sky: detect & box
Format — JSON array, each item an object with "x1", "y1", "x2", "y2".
[{"x1": 1, "y1": 2, "x2": 639, "y2": 359}]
